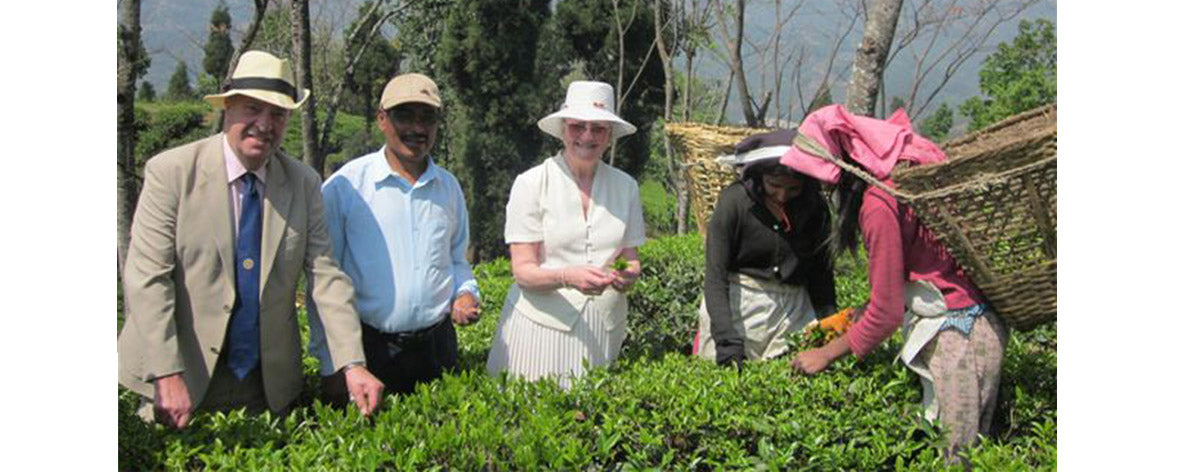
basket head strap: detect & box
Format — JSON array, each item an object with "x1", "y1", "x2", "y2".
[{"x1": 793, "y1": 133, "x2": 911, "y2": 201}]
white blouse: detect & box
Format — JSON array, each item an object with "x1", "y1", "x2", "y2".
[{"x1": 502, "y1": 153, "x2": 646, "y2": 331}]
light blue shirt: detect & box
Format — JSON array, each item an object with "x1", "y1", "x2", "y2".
[{"x1": 308, "y1": 148, "x2": 479, "y2": 374}]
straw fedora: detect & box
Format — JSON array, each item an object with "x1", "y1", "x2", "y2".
[
  {"x1": 205, "y1": 50, "x2": 309, "y2": 110},
  {"x1": 537, "y1": 81, "x2": 636, "y2": 140}
]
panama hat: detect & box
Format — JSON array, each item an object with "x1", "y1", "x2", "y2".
[
  {"x1": 537, "y1": 81, "x2": 636, "y2": 140},
  {"x1": 380, "y1": 73, "x2": 443, "y2": 110},
  {"x1": 204, "y1": 50, "x2": 309, "y2": 110}
]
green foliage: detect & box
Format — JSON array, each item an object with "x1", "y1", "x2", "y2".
[
  {"x1": 890, "y1": 96, "x2": 907, "y2": 115},
  {"x1": 118, "y1": 234, "x2": 1054, "y2": 470},
  {"x1": 280, "y1": 109, "x2": 370, "y2": 173},
  {"x1": 251, "y1": 4, "x2": 293, "y2": 61},
  {"x1": 136, "y1": 81, "x2": 156, "y2": 102},
  {"x1": 194, "y1": 73, "x2": 221, "y2": 99},
  {"x1": 117, "y1": 16, "x2": 152, "y2": 85},
  {"x1": 960, "y1": 19, "x2": 1056, "y2": 131},
  {"x1": 623, "y1": 234, "x2": 705, "y2": 360},
  {"x1": 672, "y1": 69, "x2": 726, "y2": 123},
  {"x1": 131, "y1": 102, "x2": 373, "y2": 176},
  {"x1": 134, "y1": 102, "x2": 212, "y2": 165},
  {"x1": 436, "y1": 0, "x2": 555, "y2": 261},
  {"x1": 806, "y1": 84, "x2": 833, "y2": 115},
  {"x1": 202, "y1": 2, "x2": 235, "y2": 79},
  {"x1": 919, "y1": 102, "x2": 955, "y2": 143},
  {"x1": 340, "y1": 1, "x2": 402, "y2": 137},
  {"x1": 393, "y1": 0, "x2": 451, "y2": 76},
  {"x1": 551, "y1": 0, "x2": 666, "y2": 178},
  {"x1": 164, "y1": 62, "x2": 195, "y2": 102},
  {"x1": 640, "y1": 179, "x2": 678, "y2": 236}
]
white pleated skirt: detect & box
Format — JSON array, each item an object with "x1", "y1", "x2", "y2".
[{"x1": 486, "y1": 291, "x2": 627, "y2": 389}]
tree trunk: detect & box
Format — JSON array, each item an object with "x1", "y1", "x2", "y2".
[
  {"x1": 609, "y1": 0, "x2": 637, "y2": 167},
  {"x1": 653, "y1": 0, "x2": 689, "y2": 235},
  {"x1": 713, "y1": 68, "x2": 733, "y2": 125},
  {"x1": 317, "y1": 2, "x2": 401, "y2": 168},
  {"x1": 292, "y1": 0, "x2": 322, "y2": 174},
  {"x1": 713, "y1": 0, "x2": 758, "y2": 127},
  {"x1": 215, "y1": 0, "x2": 270, "y2": 133},
  {"x1": 845, "y1": 0, "x2": 903, "y2": 117},
  {"x1": 117, "y1": 0, "x2": 143, "y2": 274},
  {"x1": 682, "y1": 51, "x2": 693, "y2": 121},
  {"x1": 224, "y1": 0, "x2": 270, "y2": 88}
]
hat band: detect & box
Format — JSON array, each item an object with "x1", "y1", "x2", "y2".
[{"x1": 228, "y1": 77, "x2": 297, "y2": 101}]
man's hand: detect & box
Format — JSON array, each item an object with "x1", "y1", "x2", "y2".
[
  {"x1": 343, "y1": 365, "x2": 384, "y2": 416},
  {"x1": 153, "y1": 373, "x2": 193, "y2": 429},
  {"x1": 451, "y1": 292, "x2": 482, "y2": 326}
]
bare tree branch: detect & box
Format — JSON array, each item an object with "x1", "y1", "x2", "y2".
[
  {"x1": 846, "y1": 0, "x2": 903, "y2": 117},
  {"x1": 711, "y1": 0, "x2": 759, "y2": 126},
  {"x1": 223, "y1": 0, "x2": 272, "y2": 89},
  {"x1": 884, "y1": 0, "x2": 1039, "y2": 119}
]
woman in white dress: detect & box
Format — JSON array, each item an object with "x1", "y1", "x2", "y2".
[{"x1": 486, "y1": 81, "x2": 646, "y2": 387}]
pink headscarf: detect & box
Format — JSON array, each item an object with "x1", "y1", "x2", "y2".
[{"x1": 779, "y1": 104, "x2": 947, "y2": 184}]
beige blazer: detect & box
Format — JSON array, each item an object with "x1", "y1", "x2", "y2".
[{"x1": 118, "y1": 134, "x2": 365, "y2": 413}]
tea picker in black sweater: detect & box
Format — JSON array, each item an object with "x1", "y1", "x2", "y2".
[{"x1": 693, "y1": 129, "x2": 837, "y2": 368}]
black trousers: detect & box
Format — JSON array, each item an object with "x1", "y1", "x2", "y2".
[{"x1": 323, "y1": 317, "x2": 458, "y2": 404}]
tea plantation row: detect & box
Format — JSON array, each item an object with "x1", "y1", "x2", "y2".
[{"x1": 118, "y1": 234, "x2": 1056, "y2": 470}]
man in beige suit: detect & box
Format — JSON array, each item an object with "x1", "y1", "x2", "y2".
[{"x1": 118, "y1": 51, "x2": 383, "y2": 429}]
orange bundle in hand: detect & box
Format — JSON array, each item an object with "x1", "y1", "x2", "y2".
[
  {"x1": 801, "y1": 307, "x2": 857, "y2": 348},
  {"x1": 819, "y1": 307, "x2": 856, "y2": 334}
]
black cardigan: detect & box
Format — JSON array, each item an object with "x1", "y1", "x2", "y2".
[{"x1": 703, "y1": 182, "x2": 837, "y2": 346}]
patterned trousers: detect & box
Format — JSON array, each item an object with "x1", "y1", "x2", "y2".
[{"x1": 917, "y1": 310, "x2": 1009, "y2": 463}]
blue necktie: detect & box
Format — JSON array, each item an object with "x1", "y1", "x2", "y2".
[{"x1": 228, "y1": 173, "x2": 262, "y2": 379}]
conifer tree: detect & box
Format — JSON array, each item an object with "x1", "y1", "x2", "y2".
[
  {"x1": 165, "y1": 62, "x2": 195, "y2": 101},
  {"x1": 203, "y1": 2, "x2": 235, "y2": 80}
]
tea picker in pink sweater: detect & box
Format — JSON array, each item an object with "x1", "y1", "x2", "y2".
[{"x1": 738, "y1": 105, "x2": 1009, "y2": 464}]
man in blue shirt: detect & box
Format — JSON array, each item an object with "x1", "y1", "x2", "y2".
[{"x1": 309, "y1": 73, "x2": 481, "y2": 397}]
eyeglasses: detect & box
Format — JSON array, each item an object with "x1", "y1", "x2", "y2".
[
  {"x1": 387, "y1": 108, "x2": 440, "y2": 126},
  {"x1": 566, "y1": 121, "x2": 610, "y2": 137}
]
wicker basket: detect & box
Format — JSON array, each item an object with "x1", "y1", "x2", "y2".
[
  {"x1": 666, "y1": 104, "x2": 1057, "y2": 331},
  {"x1": 664, "y1": 123, "x2": 770, "y2": 235},
  {"x1": 890, "y1": 105, "x2": 1057, "y2": 331}
]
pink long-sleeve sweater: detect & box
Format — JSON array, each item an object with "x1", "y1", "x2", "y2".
[{"x1": 845, "y1": 185, "x2": 987, "y2": 358}]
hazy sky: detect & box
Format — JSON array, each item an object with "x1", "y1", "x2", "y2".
[{"x1": 132, "y1": 0, "x2": 1056, "y2": 125}]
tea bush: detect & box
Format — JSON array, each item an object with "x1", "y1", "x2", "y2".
[{"x1": 118, "y1": 234, "x2": 1056, "y2": 470}]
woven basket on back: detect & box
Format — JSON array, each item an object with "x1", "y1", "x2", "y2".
[
  {"x1": 664, "y1": 123, "x2": 769, "y2": 235},
  {"x1": 891, "y1": 105, "x2": 1057, "y2": 331},
  {"x1": 665, "y1": 104, "x2": 1057, "y2": 331}
]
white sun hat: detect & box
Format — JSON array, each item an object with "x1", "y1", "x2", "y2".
[
  {"x1": 537, "y1": 81, "x2": 637, "y2": 140},
  {"x1": 204, "y1": 50, "x2": 309, "y2": 110}
]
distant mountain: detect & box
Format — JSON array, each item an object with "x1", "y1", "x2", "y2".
[
  {"x1": 127, "y1": 0, "x2": 1055, "y2": 125},
  {"x1": 137, "y1": 0, "x2": 260, "y2": 89}
]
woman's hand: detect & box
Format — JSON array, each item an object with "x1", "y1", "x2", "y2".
[
  {"x1": 791, "y1": 333, "x2": 852, "y2": 375},
  {"x1": 608, "y1": 247, "x2": 641, "y2": 292},
  {"x1": 562, "y1": 266, "x2": 614, "y2": 295},
  {"x1": 609, "y1": 266, "x2": 639, "y2": 292},
  {"x1": 791, "y1": 348, "x2": 835, "y2": 375}
]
